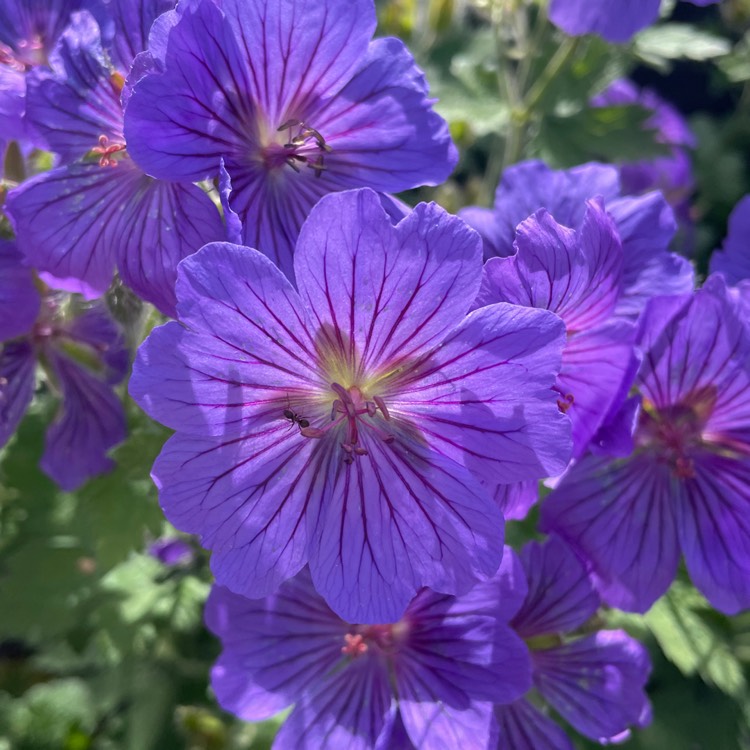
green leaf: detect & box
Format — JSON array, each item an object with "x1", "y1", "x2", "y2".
[
  {"x1": 644, "y1": 581, "x2": 747, "y2": 700},
  {"x1": 73, "y1": 417, "x2": 169, "y2": 573},
  {"x1": 635, "y1": 24, "x2": 731, "y2": 71},
  {"x1": 534, "y1": 105, "x2": 670, "y2": 168}
]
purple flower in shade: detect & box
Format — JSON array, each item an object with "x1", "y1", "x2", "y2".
[
  {"x1": 549, "y1": 0, "x2": 721, "y2": 44},
  {"x1": 129, "y1": 188, "x2": 571, "y2": 623},
  {"x1": 459, "y1": 160, "x2": 694, "y2": 321},
  {"x1": 0, "y1": 241, "x2": 127, "y2": 490},
  {"x1": 710, "y1": 194, "x2": 750, "y2": 301},
  {"x1": 592, "y1": 79, "x2": 697, "y2": 251},
  {"x1": 542, "y1": 275, "x2": 750, "y2": 615},
  {"x1": 205, "y1": 553, "x2": 532, "y2": 750},
  {"x1": 476, "y1": 198, "x2": 639, "y2": 460},
  {"x1": 148, "y1": 537, "x2": 194, "y2": 566},
  {"x1": 5, "y1": 6, "x2": 225, "y2": 316},
  {"x1": 494, "y1": 536, "x2": 651, "y2": 750},
  {"x1": 122, "y1": 0, "x2": 457, "y2": 281}
]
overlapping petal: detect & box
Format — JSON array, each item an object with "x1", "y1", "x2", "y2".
[
  {"x1": 205, "y1": 573, "x2": 347, "y2": 721},
  {"x1": 532, "y1": 631, "x2": 651, "y2": 742},
  {"x1": 541, "y1": 453, "x2": 680, "y2": 612},
  {"x1": 512, "y1": 536, "x2": 599, "y2": 638},
  {"x1": 25, "y1": 11, "x2": 123, "y2": 162},
  {"x1": 494, "y1": 700, "x2": 573, "y2": 750},
  {"x1": 153, "y1": 427, "x2": 315, "y2": 599},
  {"x1": 6, "y1": 159, "x2": 224, "y2": 315}
]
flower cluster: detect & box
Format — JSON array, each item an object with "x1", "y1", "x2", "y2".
[{"x1": 1, "y1": 0, "x2": 748, "y2": 747}]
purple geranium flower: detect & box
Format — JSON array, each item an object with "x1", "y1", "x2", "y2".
[
  {"x1": 549, "y1": 0, "x2": 721, "y2": 44},
  {"x1": 0, "y1": 240, "x2": 127, "y2": 490},
  {"x1": 459, "y1": 160, "x2": 694, "y2": 320},
  {"x1": 130, "y1": 188, "x2": 571, "y2": 623},
  {"x1": 122, "y1": 0, "x2": 457, "y2": 280},
  {"x1": 494, "y1": 536, "x2": 651, "y2": 749},
  {"x1": 5, "y1": 6, "x2": 225, "y2": 316},
  {"x1": 205, "y1": 553, "x2": 531, "y2": 750},
  {"x1": 476, "y1": 198, "x2": 639, "y2": 459},
  {"x1": 542, "y1": 275, "x2": 750, "y2": 614}
]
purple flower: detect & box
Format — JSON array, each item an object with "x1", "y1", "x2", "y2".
[
  {"x1": 710, "y1": 194, "x2": 750, "y2": 289},
  {"x1": 494, "y1": 536, "x2": 651, "y2": 749},
  {"x1": 542, "y1": 275, "x2": 750, "y2": 615},
  {"x1": 148, "y1": 537, "x2": 194, "y2": 566},
  {"x1": 0, "y1": 0, "x2": 101, "y2": 151},
  {"x1": 549, "y1": 0, "x2": 721, "y2": 44},
  {"x1": 476, "y1": 198, "x2": 639, "y2": 459},
  {"x1": 0, "y1": 241, "x2": 127, "y2": 490},
  {"x1": 122, "y1": 0, "x2": 457, "y2": 280},
  {"x1": 5, "y1": 8, "x2": 224, "y2": 316},
  {"x1": 459, "y1": 160, "x2": 694, "y2": 320},
  {"x1": 205, "y1": 554, "x2": 531, "y2": 750},
  {"x1": 129, "y1": 188, "x2": 571, "y2": 623}
]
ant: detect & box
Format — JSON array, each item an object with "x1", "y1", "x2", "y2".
[{"x1": 283, "y1": 408, "x2": 310, "y2": 430}]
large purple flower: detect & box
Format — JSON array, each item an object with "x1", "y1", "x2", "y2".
[
  {"x1": 0, "y1": 240, "x2": 127, "y2": 490},
  {"x1": 5, "y1": 6, "x2": 224, "y2": 316},
  {"x1": 130, "y1": 189, "x2": 571, "y2": 623},
  {"x1": 549, "y1": 0, "x2": 721, "y2": 44},
  {"x1": 476, "y1": 198, "x2": 639, "y2": 459},
  {"x1": 542, "y1": 276, "x2": 750, "y2": 614},
  {"x1": 205, "y1": 554, "x2": 531, "y2": 750},
  {"x1": 459, "y1": 160, "x2": 694, "y2": 321},
  {"x1": 122, "y1": 0, "x2": 457, "y2": 280},
  {"x1": 494, "y1": 536, "x2": 651, "y2": 749}
]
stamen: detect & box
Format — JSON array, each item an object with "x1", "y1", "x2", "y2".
[
  {"x1": 277, "y1": 118, "x2": 332, "y2": 176},
  {"x1": 556, "y1": 393, "x2": 575, "y2": 413}
]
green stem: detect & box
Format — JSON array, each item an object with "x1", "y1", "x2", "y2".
[{"x1": 523, "y1": 35, "x2": 580, "y2": 114}]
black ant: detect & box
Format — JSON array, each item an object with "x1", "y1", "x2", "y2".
[{"x1": 283, "y1": 408, "x2": 310, "y2": 429}]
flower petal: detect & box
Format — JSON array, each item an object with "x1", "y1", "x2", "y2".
[
  {"x1": 710, "y1": 195, "x2": 750, "y2": 286},
  {"x1": 307, "y1": 434, "x2": 504, "y2": 624},
  {"x1": 41, "y1": 350, "x2": 126, "y2": 490},
  {"x1": 274, "y1": 662, "x2": 395, "y2": 750},
  {"x1": 482, "y1": 199, "x2": 622, "y2": 332},
  {"x1": 129, "y1": 242, "x2": 322, "y2": 434},
  {"x1": 204, "y1": 573, "x2": 347, "y2": 721},
  {"x1": 397, "y1": 303, "x2": 570, "y2": 485},
  {"x1": 494, "y1": 700, "x2": 573, "y2": 750},
  {"x1": 559, "y1": 320, "x2": 638, "y2": 457},
  {"x1": 295, "y1": 189, "x2": 483, "y2": 372},
  {"x1": 0, "y1": 341, "x2": 36, "y2": 447},
  {"x1": 25, "y1": 11, "x2": 123, "y2": 162},
  {"x1": 541, "y1": 453, "x2": 680, "y2": 612},
  {"x1": 398, "y1": 700, "x2": 495, "y2": 750},
  {"x1": 512, "y1": 536, "x2": 599, "y2": 638},
  {"x1": 678, "y1": 455, "x2": 750, "y2": 614},
  {"x1": 492, "y1": 481, "x2": 538, "y2": 522},
  {"x1": 459, "y1": 160, "x2": 620, "y2": 260},
  {"x1": 6, "y1": 159, "x2": 224, "y2": 315},
  {"x1": 533, "y1": 631, "x2": 651, "y2": 742},
  {"x1": 0, "y1": 240, "x2": 40, "y2": 341},
  {"x1": 310, "y1": 36, "x2": 457, "y2": 192},
  {"x1": 153, "y1": 427, "x2": 317, "y2": 599},
  {"x1": 549, "y1": 0, "x2": 660, "y2": 43}
]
